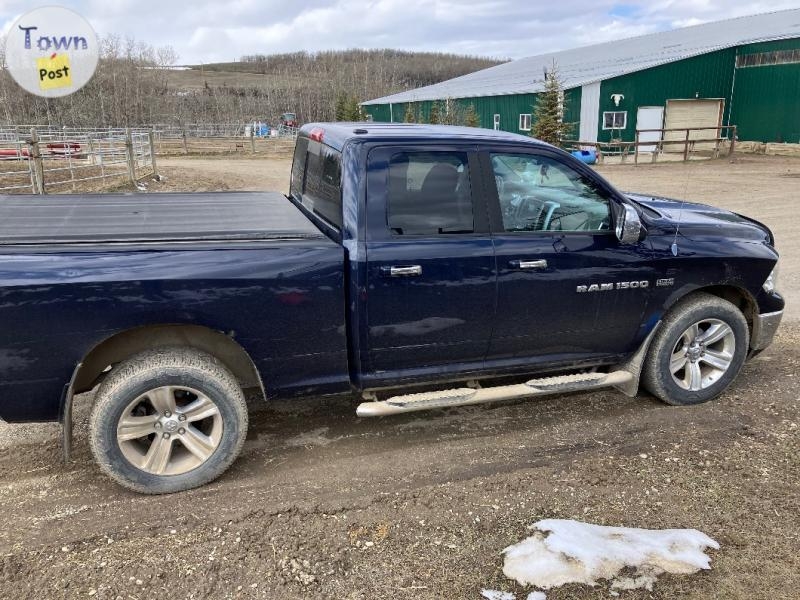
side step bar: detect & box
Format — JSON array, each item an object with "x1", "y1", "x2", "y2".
[{"x1": 356, "y1": 371, "x2": 634, "y2": 417}]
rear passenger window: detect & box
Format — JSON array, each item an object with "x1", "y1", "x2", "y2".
[
  {"x1": 290, "y1": 137, "x2": 343, "y2": 229},
  {"x1": 387, "y1": 152, "x2": 473, "y2": 235}
]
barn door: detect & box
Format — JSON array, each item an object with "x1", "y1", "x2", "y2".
[
  {"x1": 663, "y1": 99, "x2": 724, "y2": 152},
  {"x1": 636, "y1": 106, "x2": 664, "y2": 152}
]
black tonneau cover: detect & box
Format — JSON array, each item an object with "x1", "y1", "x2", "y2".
[{"x1": 0, "y1": 192, "x2": 326, "y2": 245}]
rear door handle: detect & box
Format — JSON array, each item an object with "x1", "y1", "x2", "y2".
[
  {"x1": 381, "y1": 265, "x2": 422, "y2": 277},
  {"x1": 509, "y1": 259, "x2": 548, "y2": 270}
]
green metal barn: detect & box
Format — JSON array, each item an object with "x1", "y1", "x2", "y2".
[{"x1": 362, "y1": 10, "x2": 800, "y2": 144}]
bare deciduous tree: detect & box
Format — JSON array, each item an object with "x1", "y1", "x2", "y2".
[{"x1": 0, "y1": 42, "x2": 503, "y2": 127}]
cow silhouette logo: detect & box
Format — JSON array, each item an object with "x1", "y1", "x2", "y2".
[{"x1": 4, "y1": 6, "x2": 99, "y2": 98}]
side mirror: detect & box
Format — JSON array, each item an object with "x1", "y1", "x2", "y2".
[{"x1": 616, "y1": 204, "x2": 643, "y2": 244}]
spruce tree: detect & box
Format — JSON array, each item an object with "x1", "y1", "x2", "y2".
[
  {"x1": 404, "y1": 103, "x2": 416, "y2": 123},
  {"x1": 428, "y1": 102, "x2": 441, "y2": 124},
  {"x1": 334, "y1": 94, "x2": 348, "y2": 121},
  {"x1": 344, "y1": 95, "x2": 361, "y2": 121},
  {"x1": 464, "y1": 104, "x2": 480, "y2": 127},
  {"x1": 531, "y1": 62, "x2": 574, "y2": 146}
]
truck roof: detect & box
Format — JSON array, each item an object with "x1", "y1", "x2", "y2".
[{"x1": 300, "y1": 122, "x2": 552, "y2": 152}]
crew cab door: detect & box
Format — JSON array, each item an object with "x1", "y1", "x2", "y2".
[
  {"x1": 482, "y1": 148, "x2": 655, "y2": 363},
  {"x1": 363, "y1": 145, "x2": 495, "y2": 374}
]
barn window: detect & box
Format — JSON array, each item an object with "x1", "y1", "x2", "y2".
[
  {"x1": 519, "y1": 114, "x2": 532, "y2": 131},
  {"x1": 603, "y1": 111, "x2": 627, "y2": 130},
  {"x1": 736, "y1": 49, "x2": 800, "y2": 68}
]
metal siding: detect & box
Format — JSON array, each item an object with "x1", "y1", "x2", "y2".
[
  {"x1": 364, "y1": 94, "x2": 538, "y2": 132},
  {"x1": 597, "y1": 49, "x2": 736, "y2": 142},
  {"x1": 362, "y1": 88, "x2": 580, "y2": 142},
  {"x1": 563, "y1": 87, "x2": 582, "y2": 140},
  {"x1": 731, "y1": 39, "x2": 800, "y2": 142},
  {"x1": 579, "y1": 82, "x2": 600, "y2": 142},
  {"x1": 466, "y1": 94, "x2": 537, "y2": 132}
]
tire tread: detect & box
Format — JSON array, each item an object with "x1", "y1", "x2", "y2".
[{"x1": 89, "y1": 347, "x2": 248, "y2": 494}]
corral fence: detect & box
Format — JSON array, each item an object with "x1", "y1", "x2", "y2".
[
  {"x1": 0, "y1": 127, "x2": 156, "y2": 194},
  {"x1": 148, "y1": 123, "x2": 298, "y2": 156},
  {"x1": 565, "y1": 125, "x2": 737, "y2": 165}
]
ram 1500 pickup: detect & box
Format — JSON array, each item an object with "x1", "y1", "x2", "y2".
[{"x1": 0, "y1": 123, "x2": 784, "y2": 493}]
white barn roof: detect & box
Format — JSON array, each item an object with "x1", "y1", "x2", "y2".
[{"x1": 363, "y1": 9, "x2": 800, "y2": 105}]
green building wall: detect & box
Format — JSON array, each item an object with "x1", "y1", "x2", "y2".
[
  {"x1": 596, "y1": 49, "x2": 737, "y2": 143},
  {"x1": 362, "y1": 88, "x2": 581, "y2": 139},
  {"x1": 363, "y1": 38, "x2": 800, "y2": 144},
  {"x1": 730, "y1": 39, "x2": 800, "y2": 143}
]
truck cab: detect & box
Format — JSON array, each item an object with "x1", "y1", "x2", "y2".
[{"x1": 290, "y1": 123, "x2": 782, "y2": 398}]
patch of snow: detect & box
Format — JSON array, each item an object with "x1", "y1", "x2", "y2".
[
  {"x1": 503, "y1": 519, "x2": 719, "y2": 591},
  {"x1": 481, "y1": 590, "x2": 515, "y2": 600},
  {"x1": 527, "y1": 592, "x2": 547, "y2": 600}
]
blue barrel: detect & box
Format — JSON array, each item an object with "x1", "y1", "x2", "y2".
[{"x1": 571, "y1": 149, "x2": 597, "y2": 165}]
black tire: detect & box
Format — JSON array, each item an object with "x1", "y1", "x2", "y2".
[
  {"x1": 89, "y1": 347, "x2": 248, "y2": 494},
  {"x1": 642, "y1": 293, "x2": 749, "y2": 406}
]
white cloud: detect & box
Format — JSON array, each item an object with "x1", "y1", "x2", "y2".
[{"x1": 0, "y1": 0, "x2": 798, "y2": 63}]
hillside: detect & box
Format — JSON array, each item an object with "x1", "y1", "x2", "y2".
[
  {"x1": 0, "y1": 45, "x2": 503, "y2": 127},
  {"x1": 164, "y1": 49, "x2": 504, "y2": 124}
]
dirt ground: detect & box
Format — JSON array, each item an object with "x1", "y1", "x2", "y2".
[{"x1": 0, "y1": 153, "x2": 797, "y2": 600}]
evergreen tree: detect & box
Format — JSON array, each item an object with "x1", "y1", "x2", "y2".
[
  {"x1": 531, "y1": 61, "x2": 574, "y2": 146},
  {"x1": 404, "y1": 103, "x2": 416, "y2": 123},
  {"x1": 428, "y1": 102, "x2": 441, "y2": 124},
  {"x1": 334, "y1": 94, "x2": 348, "y2": 121},
  {"x1": 464, "y1": 103, "x2": 480, "y2": 127},
  {"x1": 343, "y1": 95, "x2": 362, "y2": 121}
]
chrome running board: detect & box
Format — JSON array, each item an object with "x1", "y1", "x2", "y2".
[{"x1": 356, "y1": 370, "x2": 634, "y2": 417}]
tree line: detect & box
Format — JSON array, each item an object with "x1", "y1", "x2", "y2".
[{"x1": 0, "y1": 40, "x2": 502, "y2": 127}]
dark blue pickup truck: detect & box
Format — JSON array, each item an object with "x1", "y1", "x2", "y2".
[{"x1": 0, "y1": 123, "x2": 784, "y2": 493}]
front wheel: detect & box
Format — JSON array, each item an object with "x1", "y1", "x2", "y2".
[
  {"x1": 642, "y1": 293, "x2": 749, "y2": 406},
  {"x1": 89, "y1": 348, "x2": 248, "y2": 494}
]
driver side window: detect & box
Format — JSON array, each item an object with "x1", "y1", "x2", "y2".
[{"x1": 489, "y1": 153, "x2": 611, "y2": 233}]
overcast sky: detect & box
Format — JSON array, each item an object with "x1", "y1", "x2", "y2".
[{"x1": 2, "y1": 0, "x2": 798, "y2": 64}]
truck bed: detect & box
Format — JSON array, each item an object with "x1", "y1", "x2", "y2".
[{"x1": 0, "y1": 192, "x2": 326, "y2": 245}]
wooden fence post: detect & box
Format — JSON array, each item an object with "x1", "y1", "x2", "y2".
[
  {"x1": 182, "y1": 128, "x2": 189, "y2": 154},
  {"x1": 148, "y1": 129, "x2": 160, "y2": 180},
  {"x1": 634, "y1": 130, "x2": 640, "y2": 165},
  {"x1": 67, "y1": 142, "x2": 76, "y2": 192},
  {"x1": 250, "y1": 127, "x2": 256, "y2": 153},
  {"x1": 683, "y1": 129, "x2": 691, "y2": 162},
  {"x1": 28, "y1": 128, "x2": 45, "y2": 194},
  {"x1": 729, "y1": 125, "x2": 737, "y2": 158},
  {"x1": 124, "y1": 128, "x2": 136, "y2": 185}
]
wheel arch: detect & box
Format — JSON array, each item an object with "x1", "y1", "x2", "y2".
[
  {"x1": 73, "y1": 324, "x2": 266, "y2": 398},
  {"x1": 677, "y1": 285, "x2": 757, "y2": 339}
]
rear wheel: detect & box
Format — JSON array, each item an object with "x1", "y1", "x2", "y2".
[
  {"x1": 89, "y1": 348, "x2": 248, "y2": 494},
  {"x1": 642, "y1": 293, "x2": 749, "y2": 406}
]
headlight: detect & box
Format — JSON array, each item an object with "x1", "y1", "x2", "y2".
[{"x1": 763, "y1": 263, "x2": 779, "y2": 294}]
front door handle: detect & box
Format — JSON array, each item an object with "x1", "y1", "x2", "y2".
[
  {"x1": 381, "y1": 265, "x2": 423, "y2": 277},
  {"x1": 509, "y1": 259, "x2": 548, "y2": 270}
]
